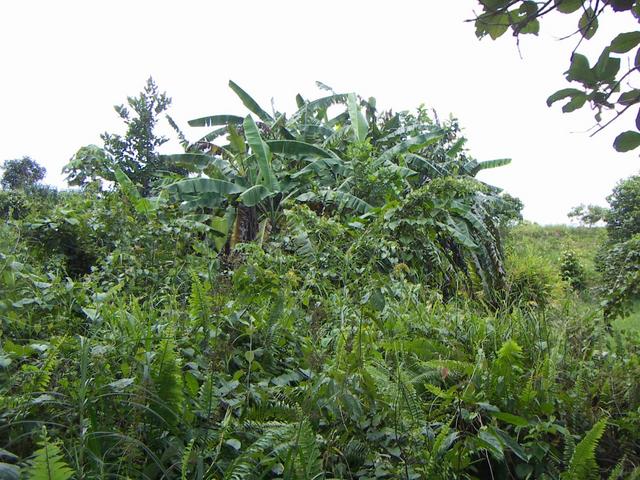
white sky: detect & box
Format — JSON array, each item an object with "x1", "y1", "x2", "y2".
[{"x1": 1, "y1": 0, "x2": 638, "y2": 224}]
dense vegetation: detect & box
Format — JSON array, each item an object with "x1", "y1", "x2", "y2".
[{"x1": 1, "y1": 81, "x2": 639, "y2": 479}]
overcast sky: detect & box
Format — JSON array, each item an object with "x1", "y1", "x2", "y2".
[{"x1": 1, "y1": 1, "x2": 638, "y2": 224}]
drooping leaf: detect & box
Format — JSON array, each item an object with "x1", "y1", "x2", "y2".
[
  {"x1": 188, "y1": 115, "x2": 244, "y2": 128},
  {"x1": 267, "y1": 140, "x2": 336, "y2": 158},
  {"x1": 239, "y1": 184, "x2": 273, "y2": 207},
  {"x1": 167, "y1": 178, "x2": 245, "y2": 196}
]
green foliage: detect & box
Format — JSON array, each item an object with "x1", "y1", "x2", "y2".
[
  {"x1": 472, "y1": 1, "x2": 640, "y2": 151},
  {"x1": 599, "y1": 235, "x2": 640, "y2": 318},
  {"x1": 562, "y1": 418, "x2": 607, "y2": 479},
  {"x1": 568, "y1": 204, "x2": 608, "y2": 227},
  {"x1": 1, "y1": 156, "x2": 46, "y2": 190},
  {"x1": 64, "y1": 77, "x2": 184, "y2": 195},
  {"x1": 560, "y1": 249, "x2": 587, "y2": 291},
  {"x1": 606, "y1": 174, "x2": 640, "y2": 243},
  {"x1": 1, "y1": 84, "x2": 638, "y2": 479},
  {"x1": 23, "y1": 428, "x2": 74, "y2": 480}
]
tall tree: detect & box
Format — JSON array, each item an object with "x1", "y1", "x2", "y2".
[{"x1": 471, "y1": 0, "x2": 640, "y2": 152}]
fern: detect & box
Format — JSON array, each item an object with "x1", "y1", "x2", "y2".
[
  {"x1": 562, "y1": 418, "x2": 607, "y2": 480},
  {"x1": 152, "y1": 337, "x2": 184, "y2": 426},
  {"x1": 180, "y1": 439, "x2": 195, "y2": 480},
  {"x1": 23, "y1": 428, "x2": 74, "y2": 480},
  {"x1": 284, "y1": 420, "x2": 323, "y2": 480}
]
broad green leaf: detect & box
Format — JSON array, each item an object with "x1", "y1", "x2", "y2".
[
  {"x1": 594, "y1": 48, "x2": 620, "y2": 82},
  {"x1": 492, "y1": 427, "x2": 529, "y2": 461},
  {"x1": 114, "y1": 167, "x2": 140, "y2": 201},
  {"x1": 554, "y1": 0, "x2": 583, "y2": 14},
  {"x1": 243, "y1": 115, "x2": 280, "y2": 192},
  {"x1": 229, "y1": 80, "x2": 273, "y2": 122},
  {"x1": 566, "y1": 53, "x2": 595, "y2": 84},
  {"x1": 578, "y1": 7, "x2": 598, "y2": 40},
  {"x1": 477, "y1": 12, "x2": 510, "y2": 40},
  {"x1": 267, "y1": 140, "x2": 335, "y2": 158},
  {"x1": 547, "y1": 88, "x2": 585, "y2": 107},
  {"x1": 188, "y1": 115, "x2": 244, "y2": 128},
  {"x1": 618, "y1": 89, "x2": 640, "y2": 106},
  {"x1": 167, "y1": 178, "x2": 244, "y2": 196},
  {"x1": 562, "y1": 92, "x2": 587, "y2": 112},
  {"x1": 477, "y1": 429, "x2": 504, "y2": 461},
  {"x1": 239, "y1": 184, "x2": 272, "y2": 207},
  {"x1": 610, "y1": 31, "x2": 640, "y2": 53},
  {"x1": 347, "y1": 93, "x2": 369, "y2": 142},
  {"x1": 519, "y1": 18, "x2": 540, "y2": 35},
  {"x1": 613, "y1": 130, "x2": 640, "y2": 152},
  {"x1": 492, "y1": 412, "x2": 529, "y2": 427}
]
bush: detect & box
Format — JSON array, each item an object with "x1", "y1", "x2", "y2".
[
  {"x1": 560, "y1": 249, "x2": 587, "y2": 291},
  {"x1": 606, "y1": 174, "x2": 640, "y2": 243},
  {"x1": 505, "y1": 250, "x2": 561, "y2": 308},
  {"x1": 598, "y1": 235, "x2": 640, "y2": 319}
]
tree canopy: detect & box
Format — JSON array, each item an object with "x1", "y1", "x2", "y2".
[{"x1": 0, "y1": 156, "x2": 46, "y2": 190}]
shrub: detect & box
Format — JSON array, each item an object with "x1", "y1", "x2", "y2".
[
  {"x1": 505, "y1": 249, "x2": 561, "y2": 308},
  {"x1": 560, "y1": 249, "x2": 587, "y2": 291},
  {"x1": 606, "y1": 174, "x2": 640, "y2": 243},
  {"x1": 598, "y1": 234, "x2": 640, "y2": 319}
]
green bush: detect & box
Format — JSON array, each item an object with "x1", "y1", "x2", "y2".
[
  {"x1": 560, "y1": 249, "x2": 587, "y2": 291},
  {"x1": 599, "y1": 234, "x2": 640, "y2": 319},
  {"x1": 505, "y1": 249, "x2": 561, "y2": 308},
  {"x1": 606, "y1": 174, "x2": 640, "y2": 243}
]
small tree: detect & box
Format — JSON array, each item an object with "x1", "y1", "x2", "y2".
[
  {"x1": 65, "y1": 77, "x2": 182, "y2": 195},
  {"x1": 1, "y1": 156, "x2": 46, "y2": 190}
]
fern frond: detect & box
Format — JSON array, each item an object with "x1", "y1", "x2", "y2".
[
  {"x1": 180, "y1": 439, "x2": 195, "y2": 480},
  {"x1": 24, "y1": 428, "x2": 74, "y2": 480},
  {"x1": 563, "y1": 418, "x2": 607, "y2": 480}
]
